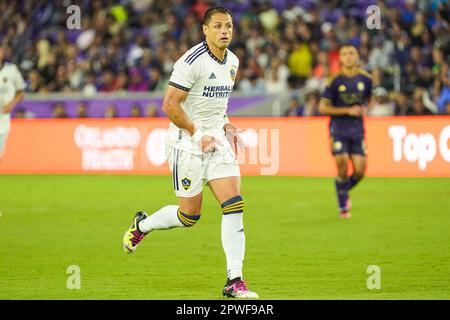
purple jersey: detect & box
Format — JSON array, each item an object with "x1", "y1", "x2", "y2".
[{"x1": 322, "y1": 70, "x2": 372, "y2": 138}]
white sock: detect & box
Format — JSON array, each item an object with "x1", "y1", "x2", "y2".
[
  {"x1": 221, "y1": 213, "x2": 245, "y2": 280},
  {"x1": 138, "y1": 205, "x2": 184, "y2": 233}
]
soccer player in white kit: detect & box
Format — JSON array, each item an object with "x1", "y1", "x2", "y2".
[
  {"x1": 0, "y1": 46, "x2": 26, "y2": 160},
  {"x1": 123, "y1": 7, "x2": 258, "y2": 299}
]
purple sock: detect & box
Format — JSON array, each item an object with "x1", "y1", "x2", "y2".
[
  {"x1": 347, "y1": 174, "x2": 362, "y2": 190},
  {"x1": 335, "y1": 179, "x2": 349, "y2": 211}
]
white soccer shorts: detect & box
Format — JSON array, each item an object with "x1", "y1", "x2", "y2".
[{"x1": 166, "y1": 143, "x2": 241, "y2": 197}]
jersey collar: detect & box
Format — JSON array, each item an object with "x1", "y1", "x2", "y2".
[{"x1": 204, "y1": 41, "x2": 227, "y2": 65}]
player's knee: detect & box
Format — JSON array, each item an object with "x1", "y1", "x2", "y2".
[
  {"x1": 337, "y1": 168, "x2": 348, "y2": 180},
  {"x1": 353, "y1": 166, "x2": 366, "y2": 180},
  {"x1": 177, "y1": 209, "x2": 201, "y2": 227},
  {"x1": 221, "y1": 195, "x2": 245, "y2": 215},
  {"x1": 354, "y1": 172, "x2": 365, "y2": 180},
  {"x1": 336, "y1": 164, "x2": 348, "y2": 178}
]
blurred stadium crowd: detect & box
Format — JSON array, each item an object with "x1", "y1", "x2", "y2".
[{"x1": 1, "y1": 0, "x2": 450, "y2": 117}]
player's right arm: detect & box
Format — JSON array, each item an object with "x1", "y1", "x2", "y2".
[
  {"x1": 162, "y1": 86, "x2": 195, "y2": 135},
  {"x1": 162, "y1": 85, "x2": 220, "y2": 153}
]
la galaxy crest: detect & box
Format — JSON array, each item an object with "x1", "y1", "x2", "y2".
[
  {"x1": 230, "y1": 68, "x2": 236, "y2": 81},
  {"x1": 181, "y1": 177, "x2": 192, "y2": 191}
]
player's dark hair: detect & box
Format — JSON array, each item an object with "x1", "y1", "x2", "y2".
[{"x1": 203, "y1": 7, "x2": 232, "y2": 25}]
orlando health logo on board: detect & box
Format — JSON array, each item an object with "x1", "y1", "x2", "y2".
[{"x1": 74, "y1": 125, "x2": 141, "y2": 170}]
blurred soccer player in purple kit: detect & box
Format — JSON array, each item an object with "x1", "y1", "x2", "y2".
[{"x1": 319, "y1": 45, "x2": 373, "y2": 218}]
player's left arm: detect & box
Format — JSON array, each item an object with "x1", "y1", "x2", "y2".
[
  {"x1": 3, "y1": 65, "x2": 26, "y2": 114},
  {"x1": 223, "y1": 115, "x2": 244, "y2": 154},
  {"x1": 365, "y1": 95, "x2": 375, "y2": 114},
  {"x1": 224, "y1": 59, "x2": 244, "y2": 153},
  {"x1": 363, "y1": 73, "x2": 373, "y2": 115}
]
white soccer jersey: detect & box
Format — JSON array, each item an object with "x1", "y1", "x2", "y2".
[
  {"x1": 167, "y1": 41, "x2": 239, "y2": 155},
  {"x1": 0, "y1": 62, "x2": 26, "y2": 113}
]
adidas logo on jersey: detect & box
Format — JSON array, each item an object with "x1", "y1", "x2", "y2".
[{"x1": 209, "y1": 72, "x2": 217, "y2": 79}]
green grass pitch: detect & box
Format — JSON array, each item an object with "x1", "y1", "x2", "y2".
[{"x1": 0, "y1": 175, "x2": 449, "y2": 299}]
